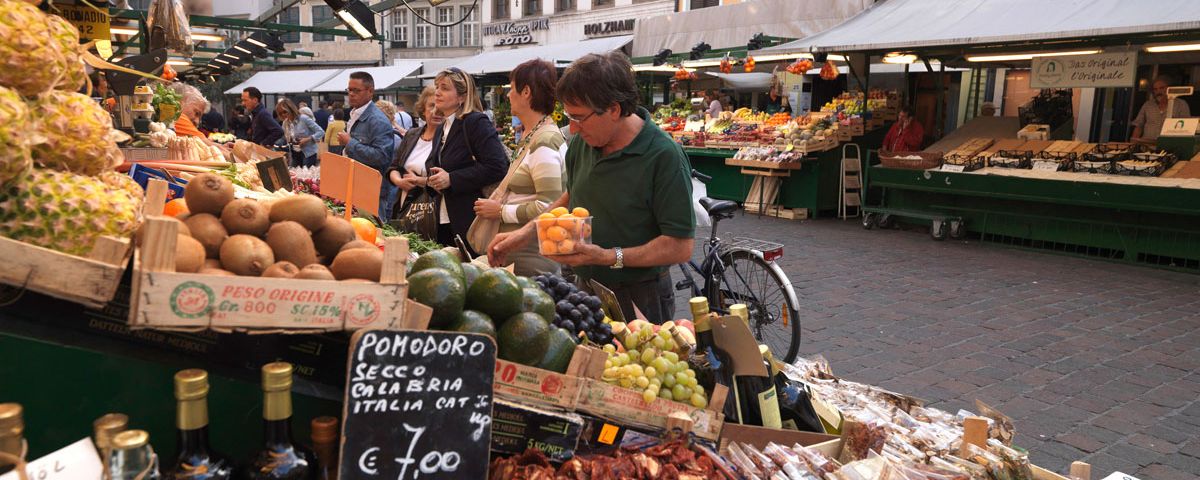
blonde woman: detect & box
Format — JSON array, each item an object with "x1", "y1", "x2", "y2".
[
  {"x1": 428, "y1": 67, "x2": 508, "y2": 252},
  {"x1": 275, "y1": 97, "x2": 324, "y2": 167},
  {"x1": 472, "y1": 59, "x2": 565, "y2": 275},
  {"x1": 375, "y1": 99, "x2": 404, "y2": 144}
]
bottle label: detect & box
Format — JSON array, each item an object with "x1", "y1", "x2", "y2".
[{"x1": 758, "y1": 387, "x2": 783, "y2": 429}]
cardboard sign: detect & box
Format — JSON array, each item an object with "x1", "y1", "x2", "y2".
[
  {"x1": 320, "y1": 152, "x2": 382, "y2": 218},
  {"x1": 1031, "y1": 52, "x2": 1137, "y2": 89},
  {"x1": 1160, "y1": 118, "x2": 1199, "y2": 138},
  {"x1": 256, "y1": 156, "x2": 293, "y2": 192},
  {"x1": 940, "y1": 164, "x2": 966, "y2": 172},
  {"x1": 490, "y1": 399, "x2": 583, "y2": 463},
  {"x1": 340, "y1": 330, "x2": 496, "y2": 480},
  {"x1": 0, "y1": 438, "x2": 102, "y2": 480},
  {"x1": 55, "y1": 5, "x2": 110, "y2": 41},
  {"x1": 1032, "y1": 161, "x2": 1062, "y2": 171}
]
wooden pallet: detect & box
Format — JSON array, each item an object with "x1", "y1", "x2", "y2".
[
  {"x1": 947, "y1": 137, "x2": 995, "y2": 158},
  {"x1": 972, "y1": 138, "x2": 1027, "y2": 160},
  {"x1": 744, "y1": 204, "x2": 809, "y2": 220},
  {"x1": 1043, "y1": 140, "x2": 1082, "y2": 155}
]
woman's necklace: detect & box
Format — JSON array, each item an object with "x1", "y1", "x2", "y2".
[{"x1": 513, "y1": 114, "x2": 552, "y2": 156}]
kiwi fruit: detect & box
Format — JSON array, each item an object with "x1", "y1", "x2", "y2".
[
  {"x1": 330, "y1": 247, "x2": 383, "y2": 281},
  {"x1": 135, "y1": 216, "x2": 190, "y2": 246},
  {"x1": 339, "y1": 240, "x2": 377, "y2": 252},
  {"x1": 174, "y1": 235, "x2": 205, "y2": 273},
  {"x1": 198, "y1": 268, "x2": 235, "y2": 276},
  {"x1": 184, "y1": 172, "x2": 235, "y2": 215},
  {"x1": 203, "y1": 258, "x2": 222, "y2": 269},
  {"x1": 221, "y1": 199, "x2": 270, "y2": 237},
  {"x1": 265, "y1": 221, "x2": 319, "y2": 268},
  {"x1": 268, "y1": 194, "x2": 327, "y2": 231},
  {"x1": 262, "y1": 261, "x2": 300, "y2": 278},
  {"x1": 219, "y1": 234, "x2": 275, "y2": 276},
  {"x1": 296, "y1": 264, "x2": 336, "y2": 280},
  {"x1": 313, "y1": 216, "x2": 356, "y2": 259},
  {"x1": 184, "y1": 214, "x2": 228, "y2": 259}
]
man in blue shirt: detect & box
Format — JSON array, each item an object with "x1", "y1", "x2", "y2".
[
  {"x1": 314, "y1": 101, "x2": 332, "y2": 131},
  {"x1": 241, "y1": 87, "x2": 283, "y2": 147},
  {"x1": 336, "y1": 72, "x2": 397, "y2": 219}
]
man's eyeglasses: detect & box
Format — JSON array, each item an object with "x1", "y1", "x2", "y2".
[{"x1": 564, "y1": 110, "x2": 601, "y2": 124}]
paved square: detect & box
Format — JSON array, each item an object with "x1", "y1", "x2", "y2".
[{"x1": 677, "y1": 214, "x2": 1200, "y2": 478}]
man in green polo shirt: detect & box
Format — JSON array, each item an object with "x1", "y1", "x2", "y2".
[{"x1": 489, "y1": 51, "x2": 695, "y2": 324}]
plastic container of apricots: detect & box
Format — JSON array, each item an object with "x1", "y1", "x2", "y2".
[{"x1": 536, "y1": 207, "x2": 593, "y2": 255}]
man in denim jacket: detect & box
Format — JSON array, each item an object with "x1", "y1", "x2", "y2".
[{"x1": 337, "y1": 71, "x2": 397, "y2": 219}]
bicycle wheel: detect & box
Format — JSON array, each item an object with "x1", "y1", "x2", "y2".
[{"x1": 717, "y1": 249, "x2": 802, "y2": 363}]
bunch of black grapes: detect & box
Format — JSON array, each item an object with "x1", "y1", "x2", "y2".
[{"x1": 533, "y1": 274, "x2": 614, "y2": 345}]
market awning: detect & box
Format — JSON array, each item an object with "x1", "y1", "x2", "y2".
[
  {"x1": 224, "y1": 69, "x2": 344, "y2": 95},
  {"x1": 631, "y1": 0, "x2": 870, "y2": 58},
  {"x1": 428, "y1": 36, "x2": 633, "y2": 77},
  {"x1": 308, "y1": 61, "x2": 425, "y2": 92},
  {"x1": 704, "y1": 72, "x2": 774, "y2": 91},
  {"x1": 759, "y1": 0, "x2": 1200, "y2": 54}
]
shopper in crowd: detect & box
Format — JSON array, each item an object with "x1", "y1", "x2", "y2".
[
  {"x1": 471, "y1": 59, "x2": 566, "y2": 276},
  {"x1": 395, "y1": 100, "x2": 414, "y2": 133},
  {"x1": 375, "y1": 99, "x2": 405, "y2": 145},
  {"x1": 230, "y1": 106, "x2": 251, "y2": 139},
  {"x1": 429, "y1": 67, "x2": 508, "y2": 252},
  {"x1": 200, "y1": 104, "x2": 225, "y2": 133},
  {"x1": 336, "y1": 71, "x2": 397, "y2": 219},
  {"x1": 314, "y1": 101, "x2": 332, "y2": 130},
  {"x1": 275, "y1": 97, "x2": 324, "y2": 168},
  {"x1": 483, "y1": 99, "x2": 495, "y2": 124},
  {"x1": 488, "y1": 52, "x2": 696, "y2": 324},
  {"x1": 882, "y1": 106, "x2": 924, "y2": 152},
  {"x1": 299, "y1": 105, "x2": 315, "y2": 120},
  {"x1": 1132, "y1": 76, "x2": 1191, "y2": 143},
  {"x1": 242, "y1": 86, "x2": 283, "y2": 147},
  {"x1": 705, "y1": 90, "x2": 722, "y2": 120},
  {"x1": 171, "y1": 83, "x2": 208, "y2": 138},
  {"x1": 324, "y1": 108, "x2": 347, "y2": 155},
  {"x1": 386, "y1": 86, "x2": 443, "y2": 217}
]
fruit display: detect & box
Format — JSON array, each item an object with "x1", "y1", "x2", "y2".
[
  {"x1": 743, "y1": 55, "x2": 756, "y2": 72},
  {"x1": 0, "y1": 86, "x2": 31, "y2": 190},
  {"x1": 208, "y1": 132, "x2": 236, "y2": 144},
  {"x1": 785, "y1": 58, "x2": 814, "y2": 75},
  {"x1": 601, "y1": 320, "x2": 708, "y2": 408},
  {"x1": 0, "y1": 169, "x2": 143, "y2": 256},
  {"x1": 821, "y1": 92, "x2": 866, "y2": 116},
  {"x1": 531, "y1": 273, "x2": 613, "y2": 345},
  {"x1": 535, "y1": 206, "x2": 591, "y2": 255},
  {"x1": 29, "y1": 91, "x2": 123, "y2": 176},
  {"x1": 764, "y1": 112, "x2": 792, "y2": 127},
  {"x1": 0, "y1": 0, "x2": 87, "y2": 96}
]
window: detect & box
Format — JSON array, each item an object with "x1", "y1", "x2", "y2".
[
  {"x1": 556, "y1": 0, "x2": 574, "y2": 12},
  {"x1": 277, "y1": 6, "x2": 300, "y2": 43},
  {"x1": 390, "y1": 8, "x2": 409, "y2": 46},
  {"x1": 311, "y1": 6, "x2": 334, "y2": 42},
  {"x1": 525, "y1": 0, "x2": 544, "y2": 17},
  {"x1": 592, "y1": 0, "x2": 612, "y2": 6},
  {"x1": 493, "y1": 0, "x2": 509, "y2": 20},
  {"x1": 437, "y1": 7, "x2": 453, "y2": 47},
  {"x1": 689, "y1": 0, "x2": 720, "y2": 9},
  {"x1": 414, "y1": 8, "x2": 431, "y2": 47},
  {"x1": 461, "y1": 6, "x2": 479, "y2": 46}
]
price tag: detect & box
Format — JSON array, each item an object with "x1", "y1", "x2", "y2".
[
  {"x1": 597, "y1": 424, "x2": 621, "y2": 445},
  {"x1": 340, "y1": 330, "x2": 496, "y2": 480},
  {"x1": 0, "y1": 438, "x2": 102, "y2": 480},
  {"x1": 940, "y1": 164, "x2": 966, "y2": 172},
  {"x1": 1033, "y1": 161, "x2": 1060, "y2": 171},
  {"x1": 256, "y1": 156, "x2": 293, "y2": 192}
]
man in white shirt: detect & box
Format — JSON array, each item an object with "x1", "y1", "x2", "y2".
[{"x1": 1132, "y1": 77, "x2": 1192, "y2": 143}]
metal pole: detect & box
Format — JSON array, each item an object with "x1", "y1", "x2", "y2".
[{"x1": 935, "y1": 62, "x2": 945, "y2": 140}]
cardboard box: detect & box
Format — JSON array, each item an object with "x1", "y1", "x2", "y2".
[
  {"x1": 717, "y1": 423, "x2": 840, "y2": 457},
  {"x1": 490, "y1": 399, "x2": 585, "y2": 463},
  {"x1": 493, "y1": 359, "x2": 583, "y2": 410}
]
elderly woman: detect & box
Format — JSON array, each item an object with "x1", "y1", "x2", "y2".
[
  {"x1": 170, "y1": 83, "x2": 211, "y2": 139},
  {"x1": 275, "y1": 97, "x2": 324, "y2": 167},
  {"x1": 386, "y1": 86, "x2": 444, "y2": 224}
]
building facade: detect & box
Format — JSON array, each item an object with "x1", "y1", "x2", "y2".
[
  {"x1": 384, "y1": 0, "x2": 484, "y2": 61},
  {"x1": 478, "y1": 0, "x2": 674, "y2": 51}
]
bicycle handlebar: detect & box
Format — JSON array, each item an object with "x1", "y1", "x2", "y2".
[{"x1": 691, "y1": 169, "x2": 712, "y2": 183}]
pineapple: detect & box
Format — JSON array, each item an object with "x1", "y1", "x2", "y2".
[
  {"x1": 29, "y1": 91, "x2": 121, "y2": 175},
  {"x1": 44, "y1": 14, "x2": 86, "y2": 93},
  {"x1": 0, "y1": 168, "x2": 143, "y2": 256},
  {"x1": 0, "y1": 0, "x2": 79, "y2": 96},
  {"x1": 0, "y1": 86, "x2": 30, "y2": 189}
]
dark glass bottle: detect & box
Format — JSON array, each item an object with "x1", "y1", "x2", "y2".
[
  {"x1": 240, "y1": 362, "x2": 317, "y2": 480},
  {"x1": 309, "y1": 417, "x2": 338, "y2": 480},
  {"x1": 689, "y1": 298, "x2": 739, "y2": 424},
  {"x1": 730, "y1": 305, "x2": 782, "y2": 428},
  {"x1": 165, "y1": 369, "x2": 234, "y2": 480},
  {"x1": 0, "y1": 403, "x2": 23, "y2": 476}
]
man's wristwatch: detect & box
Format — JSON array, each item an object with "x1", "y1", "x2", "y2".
[{"x1": 610, "y1": 247, "x2": 624, "y2": 269}]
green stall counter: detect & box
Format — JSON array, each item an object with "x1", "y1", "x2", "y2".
[{"x1": 866, "y1": 166, "x2": 1200, "y2": 271}]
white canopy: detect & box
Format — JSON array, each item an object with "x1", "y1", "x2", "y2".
[
  {"x1": 430, "y1": 36, "x2": 633, "y2": 77},
  {"x1": 632, "y1": 0, "x2": 871, "y2": 58},
  {"x1": 760, "y1": 0, "x2": 1200, "y2": 54},
  {"x1": 308, "y1": 61, "x2": 424, "y2": 92},
  {"x1": 224, "y1": 69, "x2": 343, "y2": 95},
  {"x1": 704, "y1": 72, "x2": 774, "y2": 91}
]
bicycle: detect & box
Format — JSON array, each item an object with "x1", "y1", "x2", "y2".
[{"x1": 676, "y1": 170, "x2": 803, "y2": 363}]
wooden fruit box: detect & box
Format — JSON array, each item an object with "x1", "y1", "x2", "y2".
[
  {"x1": 0, "y1": 234, "x2": 131, "y2": 308},
  {"x1": 492, "y1": 347, "x2": 596, "y2": 411},
  {"x1": 128, "y1": 216, "x2": 413, "y2": 333},
  {"x1": 725, "y1": 158, "x2": 805, "y2": 170},
  {"x1": 575, "y1": 378, "x2": 725, "y2": 441},
  {"x1": 947, "y1": 138, "x2": 994, "y2": 158}
]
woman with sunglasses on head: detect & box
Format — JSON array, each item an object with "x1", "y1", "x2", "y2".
[
  {"x1": 429, "y1": 67, "x2": 508, "y2": 253},
  {"x1": 275, "y1": 97, "x2": 324, "y2": 167},
  {"x1": 471, "y1": 59, "x2": 565, "y2": 276}
]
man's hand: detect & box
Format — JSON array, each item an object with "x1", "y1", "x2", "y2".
[
  {"x1": 474, "y1": 199, "x2": 502, "y2": 219},
  {"x1": 428, "y1": 167, "x2": 451, "y2": 191},
  {"x1": 336, "y1": 131, "x2": 351, "y2": 145},
  {"x1": 488, "y1": 226, "x2": 536, "y2": 267},
  {"x1": 546, "y1": 243, "x2": 614, "y2": 268}
]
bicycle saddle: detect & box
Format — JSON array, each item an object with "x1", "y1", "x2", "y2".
[{"x1": 699, "y1": 197, "x2": 739, "y2": 217}]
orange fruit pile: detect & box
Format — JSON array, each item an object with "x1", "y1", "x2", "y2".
[{"x1": 536, "y1": 207, "x2": 591, "y2": 255}]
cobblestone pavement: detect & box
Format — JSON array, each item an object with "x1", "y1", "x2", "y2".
[{"x1": 674, "y1": 214, "x2": 1200, "y2": 479}]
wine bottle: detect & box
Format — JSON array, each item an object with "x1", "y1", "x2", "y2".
[
  {"x1": 0, "y1": 403, "x2": 23, "y2": 476},
  {"x1": 109, "y1": 430, "x2": 161, "y2": 480},
  {"x1": 730, "y1": 305, "x2": 782, "y2": 429},
  {"x1": 762, "y1": 345, "x2": 825, "y2": 433},
  {"x1": 689, "y1": 297, "x2": 738, "y2": 424},
  {"x1": 94, "y1": 413, "x2": 129, "y2": 480},
  {"x1": 165, "y1": 369, "x2": 234, "y2": 480},
  {"x1": 240, "y1": 362, "x2": 318, "y2": 480},
  {"x1": 309, "y1": 417, "x2": 338, "y2": 480}
]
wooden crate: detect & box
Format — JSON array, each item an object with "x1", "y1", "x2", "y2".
[
  {"x1": 744, "y1": 204, "x2": 809, "y2": 220},
  {"x1": 725, "y1": 158, "x2": 804, "y2": 170},
  {"x1": 128, "y1": 215, "x2": 414, "y2": 332},
  {"x1": 1019, "y1": 140, "x2": 1055, "y2": 155},
  {"x1": 0, "y1": 235, "x2": 131, "y2": 308},
  {"x1": 836, "y1": 128, "x2": 852, "y2": 141},
  {"x1": 575, "y1": 377, "x2": 724, "y2": 441},
  {"x1": 947, "y1": 138, "x2": 995, "y2": 158},
  {"x1": 1043, "y1": 140, "x2": 1082, "y2": 154}
]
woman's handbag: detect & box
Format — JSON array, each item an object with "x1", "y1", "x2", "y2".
[
  {"x1": 389, "y1": 187, "x2": 438, "y2": 242},
  {"x1": 465, "y1": 122, "x2": 558, "y2": 253}
]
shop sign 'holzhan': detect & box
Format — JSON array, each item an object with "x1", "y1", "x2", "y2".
[{"x1": 584, "y1": 19, "x2": 634, "y2": 38}]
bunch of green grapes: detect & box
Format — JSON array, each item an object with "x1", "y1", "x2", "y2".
[{"x1": 601, "y1": 327, "x2": 708, "y2": 408}]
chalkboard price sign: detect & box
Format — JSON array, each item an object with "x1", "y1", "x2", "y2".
[{"x1": 340, "y1": 329, "x2": 496, "y2": 479}]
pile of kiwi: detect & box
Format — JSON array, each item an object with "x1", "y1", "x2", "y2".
[{"x1": 162, "y1": 172, "x2": 384, "y2": 282}]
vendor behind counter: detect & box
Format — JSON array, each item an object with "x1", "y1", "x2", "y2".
[{"x1": 1132, "y1": 77, "x2": 1191, "y2": 143}]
